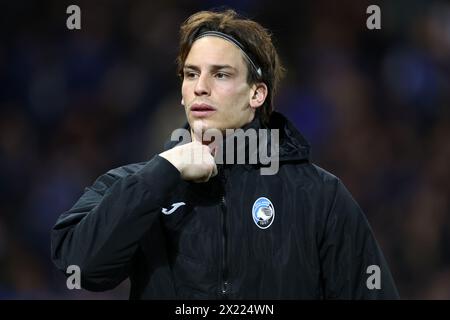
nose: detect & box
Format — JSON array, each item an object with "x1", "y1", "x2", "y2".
[{"x1": 194, "y1": 74, "x2": 211, "y2": 97}]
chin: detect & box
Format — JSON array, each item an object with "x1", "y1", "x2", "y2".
[{"x1": 190, "y1": 117, "x2": 212, "y2": 127}]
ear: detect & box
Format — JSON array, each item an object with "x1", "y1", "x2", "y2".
[{"x1": 249, "y1": 83, "x2": 268, "y2": 109}]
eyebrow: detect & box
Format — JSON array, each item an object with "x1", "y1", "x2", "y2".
[{"x1": 183, "y1": 64, "x2": 237, "y2": 72}]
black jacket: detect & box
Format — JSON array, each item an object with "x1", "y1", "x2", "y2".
[{"x1": 51, "y1": 112, "x2": 399, "y2": 299}]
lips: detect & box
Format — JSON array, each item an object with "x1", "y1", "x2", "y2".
[{"x1": 190, "y1": 103, "x2": 217, "y2": 118}]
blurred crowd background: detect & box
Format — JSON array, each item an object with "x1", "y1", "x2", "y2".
[{"x1": 0, "y1": 0, "x2": 449, "y2": 299}]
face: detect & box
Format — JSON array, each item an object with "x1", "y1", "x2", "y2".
[{"x1": 181, "y1": 36, "x2": 263, "y2": 135}]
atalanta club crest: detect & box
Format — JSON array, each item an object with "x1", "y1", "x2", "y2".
[{"x1": 252, "y1": 197, "x2": 275, "y2": 229}]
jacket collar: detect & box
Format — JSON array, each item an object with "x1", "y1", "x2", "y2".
[{"x1": 163, "y1": 111, "x2": 310, "y2": 165}]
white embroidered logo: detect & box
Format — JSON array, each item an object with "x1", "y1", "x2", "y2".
[{"x1": 162, "y1": 202, "x2": 186, "y2": 215}]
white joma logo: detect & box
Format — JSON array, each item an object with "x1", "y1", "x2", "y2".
[{"x1": 162, "y1": 202, "x2": 186, "y2": 215}]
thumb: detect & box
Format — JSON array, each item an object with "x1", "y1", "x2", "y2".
[{"x1": 191, "y1": 121, "x2": 204, "y2": 144}]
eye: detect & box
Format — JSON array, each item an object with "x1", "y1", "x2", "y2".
[
  {"x1": 215, "y1": 72, "x2": 229, "y2": 79},
  {"x1": 184, "y1": 71, "x2": 198, "y2": 79}
]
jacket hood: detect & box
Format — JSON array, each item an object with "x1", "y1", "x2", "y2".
[{"x1": 267, "y1": 111, "x2": 310, "y2": 162}]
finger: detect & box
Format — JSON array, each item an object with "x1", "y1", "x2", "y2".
[
  {"x1": 193, "y1": 175, "x2": 209, "y2": 183},
  {"x1": 201, "y1": 145, "x2": 215, "y2": 159},
  {"x1": 191, "y1": 121, "x2": 204, "y2": 143},
  {"x1": 211, "y1": 163, "x2": 218, "y2": 177}
]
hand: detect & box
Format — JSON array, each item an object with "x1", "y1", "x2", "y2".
[{"x1": 159, "y1": 123, "x2": 218, "y2": 183}]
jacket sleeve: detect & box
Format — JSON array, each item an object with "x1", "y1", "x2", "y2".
[
  {"x1": 318, "y1": 179, "x2": 400, "y2": 299},
  {"x1": 51, "y1": 155, "x2": 181, "y2": 291}
]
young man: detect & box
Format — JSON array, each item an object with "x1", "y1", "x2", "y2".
[{"x1": 51, "y1": 9, "x2": 399, "y2": 299}]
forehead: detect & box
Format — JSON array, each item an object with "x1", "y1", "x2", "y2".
[{"x1": 185, "y1": 36, "x2": 247, "y2": 70}]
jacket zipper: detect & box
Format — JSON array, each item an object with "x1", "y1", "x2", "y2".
[{"x1": 220, "y1": 168, "x2": 229, "y2": 298}]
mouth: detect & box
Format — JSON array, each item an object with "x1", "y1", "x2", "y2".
[{"x1": 190, "y1": 103, "x2": 217, "y2": 118}]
